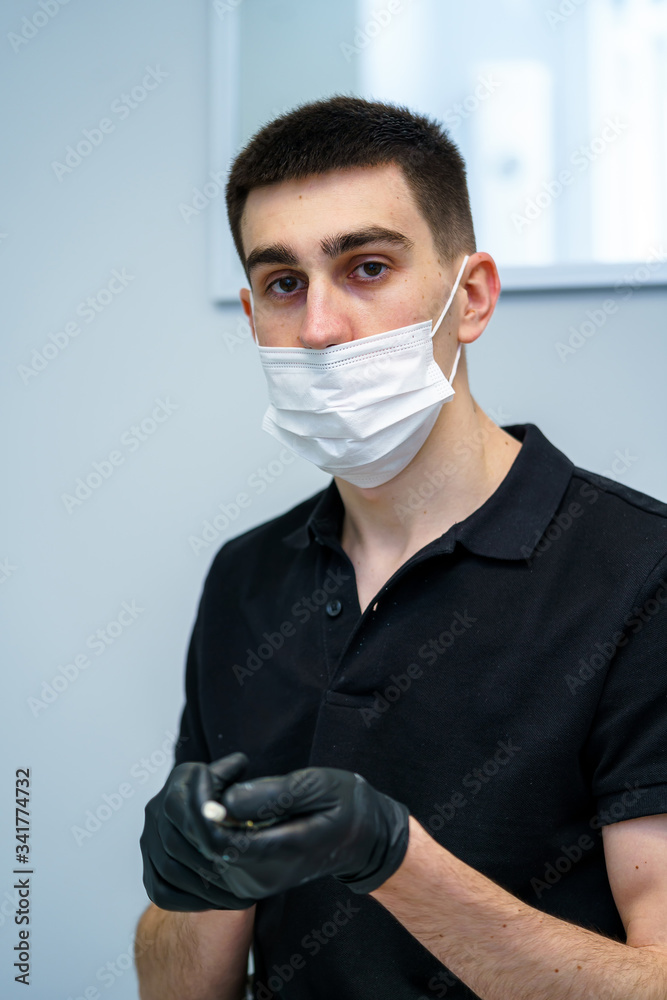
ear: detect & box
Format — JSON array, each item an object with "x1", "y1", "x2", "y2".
[
  {"x1": 456, "y1": 253, "x2": 501, "y2": 346},
  {"x1": 239, "y1": 288, "x2": 257, "y2": 343}
]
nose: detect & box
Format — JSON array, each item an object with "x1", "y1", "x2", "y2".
[{"x1": 298, "y1": 284, "x2": 354, "y2": 350}]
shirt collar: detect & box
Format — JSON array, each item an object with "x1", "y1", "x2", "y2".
[{"x1": 282, "y1": 423, "x2": 574, "y2": 561}]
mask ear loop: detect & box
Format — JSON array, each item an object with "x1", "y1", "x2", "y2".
[
  {"x1": 248, "y1": 290, "x2": 258, "y2": 344},
  {"x1": 431, "y1": 254, "x2": 469, "y2": 338},
  {"x1": 430, "y1": 254, "x2": 469, "y2": 385}
]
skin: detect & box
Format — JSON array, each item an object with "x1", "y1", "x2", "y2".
[{"x1": 238, "y1": 161, "x2": 522, "y2": 612}]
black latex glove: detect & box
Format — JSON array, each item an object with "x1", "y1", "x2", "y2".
[
  {"x1": 202, "y1": 759, "x2": 411, "y2": 898},
  {"x1": 140, "y1": 751, "x2": 258, "y2": 911}
]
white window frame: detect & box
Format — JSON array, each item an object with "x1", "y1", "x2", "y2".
[{"x1": 208, "y1": 8, "x2": 667, "y2": 304}]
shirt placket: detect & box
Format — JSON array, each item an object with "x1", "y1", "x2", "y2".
[
  {"x1": 313, "y1": 523, "x2": 459, "y2": 688},
  {"x1": 313, "y1": 538, "x2": 361, "y2": 685}
]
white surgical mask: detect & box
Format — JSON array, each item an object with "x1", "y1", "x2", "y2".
[{"x1": 250, "y1": 254, "x2": 469, "y2": 488}]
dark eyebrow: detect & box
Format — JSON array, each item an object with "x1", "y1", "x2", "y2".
[
  {"x1": 319, "y1": 226, "x2": 414, "y2": 258},
  {"x1": 246, "y1": 242, "x2": 299, "y2": 277},
  {"x1": 245, "y1": 226, "x2": 414, "y2": 278}
]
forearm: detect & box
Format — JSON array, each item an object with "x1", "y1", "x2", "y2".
[
  {"x1": 369, "y1": 816, "x2": 667, "y2": 1000},
  {"x1": 134, "y1": 903, "x2": 256, "y2": 1000}
]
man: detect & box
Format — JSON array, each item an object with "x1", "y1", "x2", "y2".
[{"x1": 136, "y1": 97, "x2": 667, "y2": 999}]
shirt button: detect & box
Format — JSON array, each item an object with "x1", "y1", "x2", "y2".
[{"x1": 325, "y1": 598, "x2": 342, "y2": 617}]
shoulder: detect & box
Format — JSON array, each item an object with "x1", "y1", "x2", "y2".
[
  {"x1": 562, "y1": 464, "x2": 667, "y2": 579},
  {"x1": 569, "y1": 463, "x2": 667, "y2": 531}
]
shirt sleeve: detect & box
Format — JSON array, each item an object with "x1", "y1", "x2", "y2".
[
  {"x1": 172, "y1": 603, "x2": 211, "y2": 767},
  {"x1": 585, "y1": 551, "x2": 667, "y2": 825}
]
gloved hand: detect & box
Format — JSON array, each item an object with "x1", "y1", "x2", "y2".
[
  {"x1": 140, "y1": 751, "x2": 259, "y2": 911},
  {"x1": 202, "y1": 758, "x2": 411, "y2": 898}
]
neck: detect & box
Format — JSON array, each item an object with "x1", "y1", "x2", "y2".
[{"x1": 335, "y1": 355, "x2": 522, "y2": 559}]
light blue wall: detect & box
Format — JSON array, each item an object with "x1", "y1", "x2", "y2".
[{"x1": 1, "y1": 2, "x2": 665, "y2": 999}]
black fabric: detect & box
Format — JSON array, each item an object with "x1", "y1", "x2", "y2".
[{"x1": 172, "y1": 423, "x2": 667, "y2": 1000}]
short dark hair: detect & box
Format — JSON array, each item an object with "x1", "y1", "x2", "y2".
[{"x1": 225, "y1": 94, "x2": 476, "y2": 278}]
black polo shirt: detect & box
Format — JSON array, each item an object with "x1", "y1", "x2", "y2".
[{"x1": 173, "y1": 422, "x2": 667, "y2": 1000}]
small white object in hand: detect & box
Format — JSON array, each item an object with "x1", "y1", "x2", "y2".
[{"x1": 202, "y1": 800, "x2": 227, "y2": 823}]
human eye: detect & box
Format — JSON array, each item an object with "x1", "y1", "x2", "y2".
[
  {"x1": 265, "y1": 273, "x2": 306, "y2": 298},
  {"x1": 351, "y1": 260, "x2": 390, "y2": 281}
]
